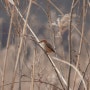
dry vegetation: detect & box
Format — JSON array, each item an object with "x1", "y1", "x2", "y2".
[{"x1": 0, "y1": 0, "x2": 90, "y2": 90}]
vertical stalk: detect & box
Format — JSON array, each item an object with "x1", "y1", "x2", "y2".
[
  {"x1": 11, "y1": 0, "x2": 32, "y2": 90},
  {"x1": 1, "y1": 8, "x2": 14, "y2": 90},
  {"x1": 73, "y1": 0, "x2": 86, "y2": 90},
  {"x1": 68, "y1": 0, "x2": 75, "y2": 90}
]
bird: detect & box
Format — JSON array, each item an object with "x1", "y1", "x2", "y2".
[{"x1": 39, "y1": 40, "x2": 55, "y2": 53}]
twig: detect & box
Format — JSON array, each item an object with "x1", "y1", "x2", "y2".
[
  {"x1": 0, "y1": 80, "x2": 62, "y2": 90},
  {"x1": 77, "y1": 43, "x2": 90, "y2": 90},
  {"x1": 14, "y1": 5, "x2": 39, "y2": 42},
  {"x1": 53, "y1": 57, "x2": 87, "y2": 90},
  {"x1": 73, "y1": 0, "x2": 86, "y2": 90},
  {"x1": 68, "y1": 0, "x2": 75, "y2": 90},
  {"x1": 1, "y1": 7, "x2": 14, "y2": 90},
  {"x1": 11, "y1": 0, "x2": 32, "y2": 90}
]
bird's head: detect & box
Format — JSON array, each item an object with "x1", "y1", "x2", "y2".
[
  {"x1": 39, "y1": 40, "x2": 55, "y2": 53},
  {"x1": 39, "y1": 40, "x2": 47, "y2": 43}
]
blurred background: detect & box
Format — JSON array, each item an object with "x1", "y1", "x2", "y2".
[{"x1": 0, "y1": 0, "x2": 90, "y2": 90}]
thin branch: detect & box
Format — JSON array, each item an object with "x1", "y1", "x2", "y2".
[
  {"x1": 68, "y1": 0, "x2": 75, "y2": 90},
  {"x1": 0, "y1": 80, "x2": 62, "y2": 90},
  {"x1": 73, "y1": 0, "x2": 86, "y2": 90},
  {"x1": 1, "y1": 7, "x2": 14, "y2": 90},
  {"x1": 11, "y1": 0, "x2": 32, "y2": 90},
  {"x1": 77, "y1": 43, "x2": 90, "y2": 90},
  {"x1": 53, "y1": 57, "x2": 87, "y2": 90},
  {"x1": 14, "y1": 5, "x2": 40, "y2": 42}
]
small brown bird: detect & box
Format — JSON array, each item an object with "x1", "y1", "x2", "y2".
[{"x1": 39, "y1": 40, "x2": 55, "y2": 53}]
